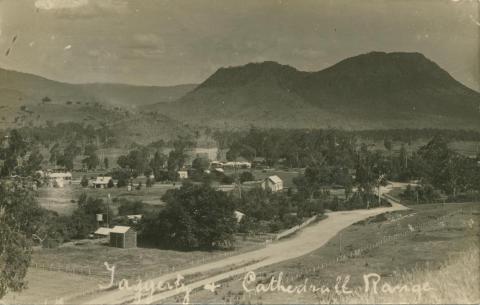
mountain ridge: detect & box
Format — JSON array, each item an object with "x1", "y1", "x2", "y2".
[{"x1": 153, "y1": 51, "x2": 480, "y2": 130}]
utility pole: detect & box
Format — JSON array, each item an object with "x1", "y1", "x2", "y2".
[{"x1": 106, "y1": 193, "x2": 110, "y2": 228}]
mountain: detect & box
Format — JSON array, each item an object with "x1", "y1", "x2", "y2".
[
  {"x1": 153, "y1": 52, "x2": 480, "y2": 130},
  {"x1": 0, "y1": 67, "x2": 196, "y2": 131},
  {"x1": 0, "y1": 67, "x2": 196, "y2": 108}
]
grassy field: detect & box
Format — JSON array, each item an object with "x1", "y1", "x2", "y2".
[
  {"x1": 36, "y1": 182, "x2": 176, "y2": 215},
  {"x1": 2, "y1": 268, "x2": 102, "y2": 304},
  {"x1": 37, "y1": 168, "x2": 303, "y2": 216},
  {"x1": 30, "y1": 233, "x2": 272, "y2": 282},
  {"x1": 190, "y1": 202, "x2": 479, "y2": 304}
]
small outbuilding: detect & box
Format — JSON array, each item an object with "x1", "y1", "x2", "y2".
[
  {"x1": 94, "y1": 227, "x2": 112, "y2": 238},
  {"x1": 92, "y1": 176, "x2": 113, "y2": 189},
  {"x1": 261, "y1": 175, "x2": 283, "y2": 192},
  {"x1": 109, "y1": 226, "x2": 137, "y2": 248},
  {"x1": 178, "y1": 170, "x2": 189, "y2": 179}
]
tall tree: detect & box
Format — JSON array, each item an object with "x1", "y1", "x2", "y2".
[{"x1": 0, "y1": 182, "x2": 42, "y2": 298}]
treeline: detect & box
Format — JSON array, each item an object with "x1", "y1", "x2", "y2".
[
  {"x1": 213, "y1": 128, "x2": 480, "y2": 165},
  {"x1": 0, "y1": 129, "x2": 103, "y2": 176},
  {"x1": 16, "y1": 122, "x2": 115, "y2": 148},
  {"x1": 139, "y1": 182, "x2": 327, "y2": 250},
  {"x1": 112, "y1": 136, "x2": 198, "y2": 184},
  {"x1": 398, "y1": 136, "x2": 480, "y2": 203}
]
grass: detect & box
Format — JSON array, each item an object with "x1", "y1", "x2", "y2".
[
  {"x1": 30, "y1": 234, "x2": 267, "y2": 281},
  {"x1": 190, "y1": 202, "x2": 479, "y2": 304},
  {"x1": 333, "y1": 246, "x2": 479, "y2": 304},
  {"x1": 36, "y1": 182, "x2": 174, "y2": 215},
  {"x1": 2, "y1": 268, "x2": 102, "y2": 304}
]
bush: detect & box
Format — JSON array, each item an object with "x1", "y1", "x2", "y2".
[
  {"x1": 240, "y1": 171, "x2": 255, "y2": 183},
  {"x1": 117, "y1": 199, "x2": 146, "y2": 216},
  {"x1": 107, "y1": 179, "x2": 114, "y2": 188},
  {"x1": 80, "y1": 175, "x2": 89, "y2": 188}
]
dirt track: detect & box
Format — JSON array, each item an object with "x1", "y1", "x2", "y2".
[{"x1": 75, "y1": 190, "x2": 406, "y2": 305}]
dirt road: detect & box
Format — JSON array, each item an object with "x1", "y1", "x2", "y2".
[{"x1": 75, "y1": 193, "x2": 407, "y2": 304}]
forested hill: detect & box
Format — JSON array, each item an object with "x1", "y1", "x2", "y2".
[{"x1": 153, "y1": 52, "x2": 480, "y2": 130}]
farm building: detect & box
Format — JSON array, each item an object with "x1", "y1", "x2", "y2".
[
  {"x1": 94, "y1": 227, "x2": 112, "y2": 238},
  {"x1": 223, "y1": 161, "x2": 251, "y2": 169},
  {"x1": 46, "y1": 171, "x2": 72, "y2": 188},
  {"x1": 178, "y1": 170, "x2": 188, "y2": 179},
  {"x1": 261, "y1": 175, "x2": 283, "y2": 192},
  {"x1": 92, "y1": 176, "x2": 113, "y2": 188},
  {"x1": 234, "y1": 210, "x2": 245, "y2": 223},
  {"x1": 210, "y1": 161, "x2": 223, "y2": 168},
  {"x1": 109, "y1": 226, "x2": 137, "y2": 248}
]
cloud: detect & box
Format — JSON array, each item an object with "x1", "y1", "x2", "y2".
[
  {"x1": 35, "y1": 0, "x2": 88, "y2": 10},
  {"x1": 35, "y1": 0, "x2": 128, "y2": 18},
  {"x1": 125, "y1": 33, "x2": 166, "y2": 58}
]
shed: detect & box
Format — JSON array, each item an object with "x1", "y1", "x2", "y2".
[
  {"x1": 261, "y1": 175, "x2": 283, "y2": 192},
  {"x1": 94, "y1": 227, "x2": 112, "y2": 238},
  {"x1": 92, "y1": 176, "x2": 113, "y2": 189},
  {"x1": 178, "y1": 170, "x2": 188, "y2": 179},
  {"x1": 109, "y1": 226, "x2": 137, "y2": 248}
]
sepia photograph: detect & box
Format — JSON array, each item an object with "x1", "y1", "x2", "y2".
[{"x1": 0, "y1": 0, "x2": 479, "y2": 304}]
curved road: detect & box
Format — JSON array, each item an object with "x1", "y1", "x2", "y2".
[{"x1": 74, "y1": 191, "x2": 407, "y2": 304}]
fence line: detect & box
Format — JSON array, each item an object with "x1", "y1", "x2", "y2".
[{"x1": 276, "y1": 215, "x2": 318, "y2": 240}]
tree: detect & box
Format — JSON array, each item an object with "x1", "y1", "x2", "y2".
[
  {"x1": 118, "y1": 200, "x2": 146, "y2": 216},
  {"x1": 23, "y1": 148, "x2": 43, "y2": 176},
  {"x1": 117, "y1": 147, "x2": 149, "y2": 178},
  {"x1": 383, "y1": 138, "x2": 393, "y2": 151},
  {"x1": 104, "y1": 157, "x2": 109, "y2": 169},
  {"x1": 150, "y1": 151, "x2": 166, "y2": 181},
  {"x1": 80, "y1": 175, "x2": 89, "y2": 187},
  {"x1": 239, "y1": 171, "x2": 255, "y2": 183},
  {"x1": 1, "y1": 130, "x2": 28, "y2": 176},
  {"x1": 82, "y1": 144, "x2": 99, "y2": 170},
  {"x1": 70, "y1": 194, "x2": 112, "y2": 238},
  {"x1": 146, "y1": 177, "x2": 154, "y2": 187},
  {"x1": 0, "y1": 182, "x2": 41, "y2": 298},
  {"x1": 107, "y1": 178, "x2": 114, "y2": 188},
  {"x1": 192, "y1": 157, "x2": 209, "y2": 172},
  {"x1": 142, "y1": 183, "x2": 236, "y2": 250}
]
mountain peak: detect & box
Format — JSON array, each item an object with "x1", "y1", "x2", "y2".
[{"x1": 198, "y1": 61, "x2": 298, "y2": 89}]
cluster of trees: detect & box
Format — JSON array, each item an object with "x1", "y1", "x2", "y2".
[
  {"x1": 399, "y1": 136, "x2": 480, "y2": 203},
  {"x1": 140, "y1": 183, "x2": 237, "y2": 250},
  {"x1": 17, "y1": 122, "x2": 115, "y2": 148},
  {"x1": 0, "y1": 127, "x2": 105, "y2": 176},
  {"x1": 115, "y1": 136, "x2": 195, "y2": 183},
  {"x1": 139, "y1": 181, "x2": 329, "y2": 251},
  {"x1": 0, "y1": 130, "x2": 43, "y2": 177}
]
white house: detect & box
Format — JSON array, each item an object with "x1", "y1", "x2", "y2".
[
  {"x1": 223, "y1": 161, "x2": 251, "y2": 169},
  {"x1": 46, "y1": 172, "x2": 72, "y2": 188},
  {"x1": 178, "y1": 170, "x2": 188, "y2": 179},
  {"x1": 92, "y1": 176, "x2": 113, "y2": 188},
  {"x1": 261, "y1": 175, "x2": 283, "y2": 192},
  {"x1": 234, "y1": 210, "x2": 245, "y2": 223}
]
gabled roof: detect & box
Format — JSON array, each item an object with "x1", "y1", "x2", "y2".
[
  {"x1": 110, "y1": 225, "x2": 131, "y2": 234},
  {"x1": 267, "y1": 175, "x2": 282, "y2": 184},
  {"x1": 94, "y1": 176, "x2": 112, "y2": 184},
  {"x1": 94, "y1": 227, "x2": 112, "y2": 236},
  {"x1": 48, "y1": 172, "x2": 72, "y2": 178}
]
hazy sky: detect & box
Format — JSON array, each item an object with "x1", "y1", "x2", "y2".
[{"x1": 0, "y1": 0, "x2": 478, "y2": 89}]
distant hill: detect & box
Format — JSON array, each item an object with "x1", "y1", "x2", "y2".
[
  {"x1": 0, "y1": 67, "x2": 195, "y2": 129},
  {"x1": 153, "y1": 52, "x2": 480, "y2": 130}
]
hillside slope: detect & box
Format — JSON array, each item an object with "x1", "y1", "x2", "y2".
[{"x1": 154, "y1": 52, "x2": 480, "y2": 130}]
